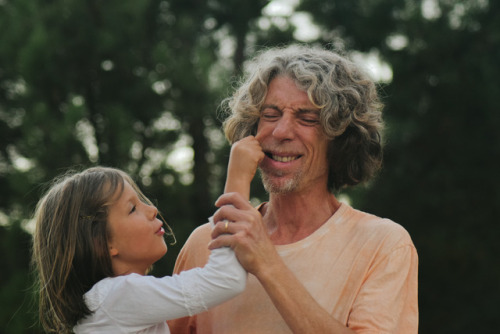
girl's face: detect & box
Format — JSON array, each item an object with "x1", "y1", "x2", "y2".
[{"x1": 106, "y1": 180, "x2": 167, "y2": 275}]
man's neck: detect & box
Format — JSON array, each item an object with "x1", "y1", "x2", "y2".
[{"x1": 261, "y1": 187, "x2": 341, "y2": 245}]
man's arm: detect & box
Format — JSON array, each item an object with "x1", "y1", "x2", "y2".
[
  {"x1": 210, "y1": 193, "x2": 355, "y2": 334},
  {"x1": 211, "y1": 195, "x2": 418, "y2": 333},
  {"x1": 254, "y1": 253, "x2": 355, "y2": 333}
]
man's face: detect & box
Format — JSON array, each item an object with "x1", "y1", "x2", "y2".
[{"x1": 256, "y1": 76, "x2": 330, "y2": 194}]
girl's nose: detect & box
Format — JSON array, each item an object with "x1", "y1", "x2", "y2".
[{"x1": 148, "y1": 204, "x2": 158, "y2": 220}]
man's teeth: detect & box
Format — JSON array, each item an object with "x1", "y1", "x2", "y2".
[{"x1": 272, "y1": 155, "x2": 298, "y2": 162}]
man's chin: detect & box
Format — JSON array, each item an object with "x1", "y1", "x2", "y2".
[{"x1": 261, "y1": 174, "x2": 299, "y2": 194}]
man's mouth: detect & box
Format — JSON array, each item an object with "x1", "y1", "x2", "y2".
[{"x1": 266, "y1": 152, "x2": 301, "y2": 162}]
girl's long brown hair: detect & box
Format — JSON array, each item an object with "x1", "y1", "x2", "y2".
[{"x1": 31, "y1": 166, "x2": 172, "y2": 333}]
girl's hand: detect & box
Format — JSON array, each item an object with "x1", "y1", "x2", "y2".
[{"x1": 224, "y1": 136, "x2": 265, "y2": 200}]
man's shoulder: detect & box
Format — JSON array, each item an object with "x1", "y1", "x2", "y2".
[
  {"x1": 173, "y1": 222, "x2": 212, "y2": 273},
  {"x1": 181, "y1": 222, "x2": 212, "y2": 252},
  {"x1": 343, "y1": 205, "x2": 414, "y2": 248},
  {"x1": 190, "y1": 221, "x2": 213, "y2": 239}
]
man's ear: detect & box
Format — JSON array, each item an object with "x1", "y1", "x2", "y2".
[{"x1": 251, "y1": 122, "x2": 259, "y2": 136}]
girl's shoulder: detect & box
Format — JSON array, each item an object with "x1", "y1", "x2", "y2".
[{"x1": 84, "y1": 274, "x2": 142, "y2": 311}]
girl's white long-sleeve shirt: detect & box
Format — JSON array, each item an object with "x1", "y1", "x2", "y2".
[{"x1": 73, "y1": 244, "x2": 246, "y2": 334}]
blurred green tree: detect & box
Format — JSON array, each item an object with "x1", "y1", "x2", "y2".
[
  {"x1": 299, "y1": 0, "x2": 500, "y2": 332},
  {"x1": 6, "y1": 0, "x2": 497, "y2": 332},
  {"x1": 0, "y1": 0, "x2": 297, "y2": 331}
]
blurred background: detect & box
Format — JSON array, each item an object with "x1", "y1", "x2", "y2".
[{"x1": 1, "y1": 0, "x2": 499, "y2": 332}]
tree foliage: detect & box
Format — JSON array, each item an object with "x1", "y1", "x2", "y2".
[
  {"x1": 299, "y1": 0, "x2": 500, "y2": 331},
  {"x1": 0, "y1": 0, "x2": 288, "y2": 331},
  {"x1": 1, "y1": 0, "x2": 498, "y2": 332}
]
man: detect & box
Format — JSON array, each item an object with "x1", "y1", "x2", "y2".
[{"x1": 168, "y1": 45, "x2": 418, "y2": 333}]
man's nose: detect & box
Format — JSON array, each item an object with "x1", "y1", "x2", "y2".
[{"x1": 272, "y1": 115, "x2": 295, "y2": 140}]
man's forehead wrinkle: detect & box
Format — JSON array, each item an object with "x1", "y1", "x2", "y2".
[{"x1": 297, "y1": 108, "x2": 320, "y2": 115}]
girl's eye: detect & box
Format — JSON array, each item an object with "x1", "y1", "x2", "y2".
[{"x1": 129, "y1": 205, "x2": 136, "y2": 214}]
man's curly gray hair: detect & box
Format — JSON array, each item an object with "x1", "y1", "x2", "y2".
[{"x1": 221, "y1": 44, "x2": 385, "y2": 192}]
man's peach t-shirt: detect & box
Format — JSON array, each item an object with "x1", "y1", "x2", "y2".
[{"x1": 168, "y1": 203, "x2": 418, "y2": 333}]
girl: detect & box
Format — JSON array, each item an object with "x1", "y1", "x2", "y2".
[{"x1": 31, "y1": 136, "x2": 264, "y2": 333}]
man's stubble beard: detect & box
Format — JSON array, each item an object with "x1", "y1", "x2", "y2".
[{"x1": 258, "y1": 166, "x2": 305, "y2": 194}]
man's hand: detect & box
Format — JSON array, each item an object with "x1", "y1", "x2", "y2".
[{"x1": 209, "y1": 192, "x2": 278, "y2": 276}]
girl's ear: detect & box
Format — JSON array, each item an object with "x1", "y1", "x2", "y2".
[{"x1": 109, "y1": 244, "x2": 119, "y2": 257}]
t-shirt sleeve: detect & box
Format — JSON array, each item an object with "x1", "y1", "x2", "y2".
[
  {"x1": 168, "y1": 246, "x2": 247, "y2": 318},
  {"x1": 97, "y1": 226, "x2": 246, "y2": 329},
  {"x1": 347, "y1": 229, "x2": 419, "y2": 334},
  {"x1": 167, "y1": 223, "x2": 213, "y2": 333}
]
